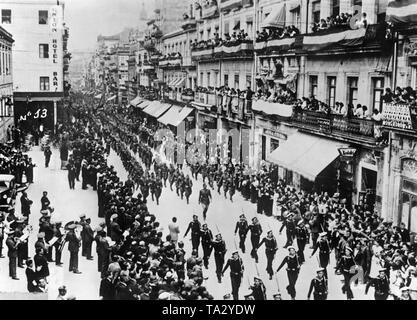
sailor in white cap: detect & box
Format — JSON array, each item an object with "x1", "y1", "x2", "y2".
[
  {"x1": 249, "y1": 216, "x2": 262, "y2": 263},
  {"x1": 335, "y1": 246, "x2": 355, "y2": 300},
  {"x1": 295, "y1": 219, "x2": 309, "y2": 263},
  {"x1": 307, "y1": 268, "x2": 328, "y2": 300},
  {"x1": 212, "y1": 233, "x2": 226, "y2": 283},
  {"x1": 276, "y1": 246, "x2": 300, "y2": 300},
  {"x1": 222, "y1": 250, "x2": 244, "y2": 300},
  {"x1": 310, "y1": 231, "x2": 331, "y2": 279},
  {"x1": 258, "y1": 230, "x2": 278, "y2": 280},
  {"x1": 365, "y1": 267, "x2": 390, "y2": 300},
  {"x1": 279, "y1": 212, "x2": 296, "y2": 249}
]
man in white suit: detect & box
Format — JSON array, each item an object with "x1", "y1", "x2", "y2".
[{"x1": 168, "y1": 217, "x2": 180, "y2": 245}]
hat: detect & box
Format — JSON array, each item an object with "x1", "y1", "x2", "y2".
[
  {"x1": 37, "y1": 232, "x2": 45, "y2": 239},
  {"x1": 165, "y1": 271, "x2": 173, "y2": 280},
  {"x1": 254, "y1": 277, "x2": 262, "y2": 281},
  {"x1": 287, "y1": 212, "x2": 294, "y2": 217},
  {"x1": 297, "y1": 220, "x2": 304, "y2": 226},
  {"x1": 111, "y1": 214, "x2": 118, "y2": 220},
  {"x1": 67, "y1": 224, "x2": 77, "y2": 230},
  {"x1": 223, "y1": 293, "x2": 231, "y2": 299},
  {"x1": 216, "y1": 233, "x2": 222, "y2": 237},
  {"x1": 287, "y1": 246, "x2": 296, "y2": 251},
  {"x1": 400, "y1": 287, "x2": 410, "y2": 292},
  {"x1": 79, "y1": 213, "x2": 86, "y2": 218},
  {"x1": 232, "y1": 251, "x2": 239, "y2": 255},
  {"x1": 40, "y1": 210, "x2": 49, "y2": 215},
  {"x1": 317, "y1": 268, "x2": 325, "y2": 273},
  {"x1": 58, "y1": 285, "x2": 67, "y2": 291},
  {"x1": 95, "y1": 226, "x2": 103, "y2": 232},
  {"x1": 239, "y1": 214, "x2": 245, "y2": 218},
  {"x1": 319, "y1": 232, "x2": 327, "y2": 237},
  {"x1": 252, "y1": 217, "x2": 257, "y2": 222},
  {"x1": 16, "y1": 217, "x2": 27, "y2": 223},
  {"x1": 378, "y1": 268, "x2": 387, "y2": 273},
  {"x1": 193, "y1": 214, "x2": 198, "y2": 218},
  {"x1": 273, "y1": 293, "x2": 281, "y2": 298}
]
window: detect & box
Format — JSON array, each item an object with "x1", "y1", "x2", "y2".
[
  {"x1": 291, "y1": 7, "x2": 301, "y2": 29},
  {"x1": 207, "y1": 72, "x2": 211, "y2": 87},
  {"x1": 39, "y1": 44, "x2": 49, "y2": 58},
  {"x1": 200, "y1": 72, "x2": 203, "y2": 86},
  {"x1": 214, "y1": 71, "x2": 219, "y2": 87},
  {"x1": 234, "y1": 74, "x2": 239, "y2": 89},
  {"x1": 40, "y1": 77, "x2": 50, "y2": 91},
  {"x1": 309, "y1": 75, "x2": 318, "y2": 98},
  {"x1": 224, "y1": 22, "x2": 229, "y2": 35},
  {"x1": 39, "y1": 10, "x2": 48, "y2": 24},
  {"x1": 372, "y1": 78, "x2": 384, "y2": 112},
  {"x1": 246, "y1": 75, "x2": 252, "y2": 88},
  {"x1": 1, "y1": 9, "x2": 11, "y2": 24},
  {"x1": 224, "y1": 74, "x2": 229, "y2": 87},
  {"x1": 312, "y1": 1, "x2": 320, "y2": 24},
  {"x1": 331, "y1": 0, "x2": 340, "y2": 17},
  {"x1": 327, "y1": 76, "x2": 336, "y2": 108},
  {"x1": 347, "y1": 77, "x2": 359, "y2": 105}
]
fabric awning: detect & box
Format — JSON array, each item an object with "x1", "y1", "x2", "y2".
[
  {"x1": 137, "y1": 100, "x2": 151, "y2": 109},
  {"x1": 158, "y1": 105, "x2": 183, "y2": 125},
  {"x1": 174, "y1": 78, "x2": 186, "y2": 88},
  {"x1": 262, "y1": 3, "x2": 286, "y2": 29},
  {"x1": 268, "y1": 132, "x2": 348, "y2": 181},
  {"x1": 172, "y1": 106, "x2": 194, "y2": 127},
  {"x1": 168, "y1": 79, "x2": 177, "y2": 86},
  {"x1": 143, "y1": 100, "x2": 162, "y2": 116},
  {"x1": 386, "y1": 0, "x2": 417, "y2": 24},
  {"x1": 106, "y1": 95, "x2": 117, "y2": 102},
  {"x1": 233, "y1": 21, "x2": 241, "y2": 30},
  {"x1": 302, "y1": 27, "x2": 367, "y2": 51},
  {"x1": 289, "y1": 0, "x2": 301, "y2": 11},
  {"x1": 130, "y1": 96, "x2": 142, "y2": 107}
]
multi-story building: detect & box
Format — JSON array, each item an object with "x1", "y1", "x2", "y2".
[
  {"x1": 116, "y1": 45, "x2": 130, "y2": 104},
  {"x1": 0, "y1": 0, "x2": 68, "y2": 132},
  {"x1": 0, "y1": 25, "x2": 13, "y2": 142}
]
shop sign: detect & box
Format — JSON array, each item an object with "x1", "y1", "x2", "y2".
[
  {"x1": 263, "y1": 128, "x2": 287, "y2": 140},
  {"x1": 338, "y1": 148, "x2": 357, "y2": 162}
]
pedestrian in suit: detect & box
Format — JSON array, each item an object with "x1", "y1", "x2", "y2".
[
  {"x1": 20, "y1": 192, "x2": 33, "y2": 218},
  {"x1": 67, "y1": 162, "x2": 76, "y2": 189},
  {"x1": 198, "y1": 184, "x2": 212, "y2": 220},
  {"x1": 81, "y1": 218, "x2": 94, "y2": 260},
  {"x1": 6, "y1": 231, "x2": 19, "y2": 280},
  {"x1": 65, "y1": 226, "x2": 82, "y2": 274},
  {"x1": 40, "y1": 191, "x2": 51, "y2": 211},
  {"x1": 200, "y1": 224, "x2": 213, "y2": 269},
  {"x1": 110, "y1": 214, "x2": 123, "y2": 243},
  {"x1": 99, "y1": 271, "x2": 115, "y2": 300}
]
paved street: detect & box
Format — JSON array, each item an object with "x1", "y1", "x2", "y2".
[{"x1": 1, "y1": 143, "x2": 372, "y2": 300}]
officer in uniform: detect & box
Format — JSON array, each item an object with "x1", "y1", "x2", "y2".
[
  {"x1": 310, "y1": 232, "x2": 331, "y2": 279},
  {"x1": 198, "y1": 184, "x2": 212, "y2": 220},
  {"x1": 184, "y1": 215, "x2": 201, "y2": 255},
  {"x1": 200, "y1": 224, "x2": 213, "y2": 269},
  {"x1": 212, "y1": 233, "x2": 227, "y2": 283},
  {"x1": 258, "y1": 230, "x2": 278, "y2": 280},
  {"x1": 365, "y1": 268, "x2": 390, "y2": 300},
  {"x1": 222, "y1": 251, "x2": 244, "y2": 300},
  {"x1": 6, "y1": 230, "x2": 19, "y2": 280},
  {"x1": 276, "y1": 246, "x2": 301, "y2": 300},
  {"x1": 249, "y1": 217, "x2": 262, "y2": 263},
  {"x1": 307, "y1": 268, "x2": 328, "y2": 300},
  {"x1": 234, "y1": 214, "x2": 249, "y2": 253},
  {"x1": 295, "y1": 220, "x2": 309, "y2": 264}
]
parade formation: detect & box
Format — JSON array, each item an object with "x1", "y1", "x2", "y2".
[{"x1": 1, "y1": 0, "x2": 417, "y2": 303}]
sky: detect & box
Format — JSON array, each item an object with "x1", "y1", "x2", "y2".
[{"x1": 66, "y1": 0, "x2": 155, "y2": 53}]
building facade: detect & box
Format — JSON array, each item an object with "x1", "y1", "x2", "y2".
[
  {"x1": 0, "y1": 25, "x2": 13, "y2": 142},
  {"x1": 0, "y1": 0, "x2": 68, "y2": 132}
]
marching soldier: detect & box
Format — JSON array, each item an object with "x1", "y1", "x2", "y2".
[
  {"x1": 279, "y1": 212, "x2": 296, "y2": 248},
  {"x1": 276, "y1": 246, "x2": 301, "y2": 300},
  {"x1": 335, "y1": 247, "x2": 356, "y2": 300},
  {"x1": 44, "y1": 146, "x2": 52, "y2": 168},
  {"x1": 200, "y1": 224, "x2": 213, "y2": 269},
  {"x1": 212, "y1": 233, "x2": 226, "y2": 283},
  {"x1": 310, "y1": 232, "x2": 331, "y2": 279},
  {"x1": 234, "y1": 214, "x2": 249, "y2": 253},
  {"x1": 183, "y1": 175, "x2": 193, "y2": 205},
  {"x1": 66, "y1": 225, "x2": 82, "y2": 274},
  {"x1": 258, "y1": 230, "x2": 278, "y2": 280},
  {"x1": 365, "y1": 268, "x2": 390, "y2": 300},
  {"x1": 307, "y1": 268, "x2": 328, "y2": 300},
  {"x1": 222, "y1": 251, "x2": 244, "y2": 300},
  {"x1": 249, "y1": 217, "x2": 262, "y2": 263},
  {"x1": 154, "y1": 177, "x2": 163, "y2": 205},
  {"x1": 295, "y1": 220, "x2": 309, "y2": 264},
  {"x1": 198, "y1": 184, "x2": 212, "y2": 220},
  {"x1": 184, "y1": 215, "x2": 201, "y2": 255}
]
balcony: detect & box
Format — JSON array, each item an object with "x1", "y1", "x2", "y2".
[
  {"x1": 292, "y1": 110, "x2": 377, "y2": 146},
  {"x1": 220, "y1": 0, "x2": 252, "y2": 12},
  {"x1": 382, "y1": 102, "x2": 417, "y2": 133},
  {"x1": 201, "y1": 1, "x2": 219, "y2": 19},
  {"x1": 213, "y1": 40, "x2": 254, "y2": 58},
  {"x1": 159, "y1": 53, "x2": 182, "y2": 67},
  {"x1": 182, "y1": 17, "x2": 197, "y2": 30}
]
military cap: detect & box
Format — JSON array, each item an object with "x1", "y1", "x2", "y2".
[
  {"x1": 95, "y1": 226, "x2": 103, "y2": 232},
  {"x1": 193, "y1": 214, "x2": 198, "y2": 218},
  {"x1": 297, "y1": 220, "x2": 304, "y2": 226},
  {"x1": 345, "y1": 247, "x2": 353, "y2": 253},
  {"x1": 223, "y1": 293, "x2": 231, "y2": 299},
  {"x1": 58, "y1": 285, "x2": 67, "y2": 291},
  {"x1": 111, "y1": 214, "x2": 118, "y2": 220},
  {"x1": 40, "y1": 209, "x2": 49, "y2": 215},
  {"x1": 232, "y1": 251, "x2": 239, "y2": 255},
  {"x1": 254, "y1": 277, "x2": 262, "y2": 281},
  {"x1": 378, "y1": 268, "x2": 387, "y2": 273},
  {"x1": 287, "y1": 246, "x2": 296, "y2": 251},
  {"x1": 252, "y1": 217, "x2": 258, "y2": 222},
  {"x1": 79, "y1": 213, "x2": 86, "y2": 218},
  {"x1": 239, "y1": 214, "x2": 245, "y2": 218},
  {"x1": 319, "y1": 232, "x2": 327, "y2": 237},
  {"x1": 317, "y1": 268, "x2": 325, "y2": 273}
]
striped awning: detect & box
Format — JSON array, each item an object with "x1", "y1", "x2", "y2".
[
  {"x1": 129, "y1": 96, "x2": 142, "y2": 107},
  {"x1": 262, "y1": 3, "x2": 286, "y2": 29},
  {"x1": 158, "y1": 105, "x2": 183, "y2": 126},
  {"x1": 386, "y1": 0, "x2": 417, "y2": 24}
]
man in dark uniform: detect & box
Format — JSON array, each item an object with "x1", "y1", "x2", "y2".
[
  {"x1": 0, "y1": 213, "x2": 5, "y2": 258},
  {"x1": 100, "y1": 271, "x2": 115, "y2": 300},
  {"x1": 307, "y1": 268, "x2": 328, "y2": 300},
  {"x1": 249, "y1": 277, "x2": 267, "y2": 300},
  {"x1": 310, "y1": 232, "x2": 331, "y2": 279},
  {"x1": 81, "y1": 218, "x2": 94, "y2": 260},
  {"x1": 222, "y1": 251, "x2": 244, "y2": 300},
  {"x1": 279, "y1": 212, "x2": 296, "y2": 248},
  {"x1": 44, "y1": 146, "x2": 52, "y2": 168},
  {"x1": 6, "y1": 230, "x2": 19, "y2": 280},
  {"x1": 212, "y1": 233, "x2": 226, "y2": 283},
  {"x1": 295, "y1": 220, "x2": 309, "y2": 264},
  {"x1": 234, "y1": 214, "x2": 249, "y2": 253},
  {"x1": 184, "y1": 215, "x2": 201, "y2": 255},
  {"x1": 276, "y1": 246, "x2": 301, "y2": 300},
  {"x1": 65, "y1": 225, "x2": 82, "y2": 274},
  {"x1": 154, "y1": 177, "x2": 163, "y2": 205},
  {"x1": 200, "y1": 224, "x2": 213, "y2": 269},
  {"x1": 249, "y1": 217, "x2": 262, "y2": 263},
  {"x1": 52, "y1": 221, "x2": 64, "y2": 266},
  {"x1": 198, "y1": 183, "x2": 212, "y2": 220},
  {"x1": 258, "y1": 230, "x2": 278, "y2": 280},
  {"x1": 67, "y1": 162, "x2": 76, "y2": 189},
  {"x1": 20, "y1": 192, "x2": 33, "y2": 218},
  {"x1": 365, "y1": 268, "x2": 390, "y2": 300},
  {"x1": 110, "y1": 214, "x2": 123, "y2": 243},
  {"x1": 40, "y1": 191, "x2": 50, "y2": 211}
]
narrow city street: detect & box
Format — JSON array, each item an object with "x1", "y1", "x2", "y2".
[{"x1": 1, "y1": 142, "x2": 369, "y2": 300}]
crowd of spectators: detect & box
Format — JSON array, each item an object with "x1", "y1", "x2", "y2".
[
  {"x1": 191, "y1": 29, "x2": 251, "y2": 50},
  {"x1": 311, "y1": 12, "x2": 367, "y2": 33},
  {"x1": 254, "y1": 86, "x2": 296, "y2": 105},
  {"x1": 382, "y1": 87, "x2": 417, "y2": 106},
  {"x1": 256, "y1": 25, "x2": 300, "y2": 42}
]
